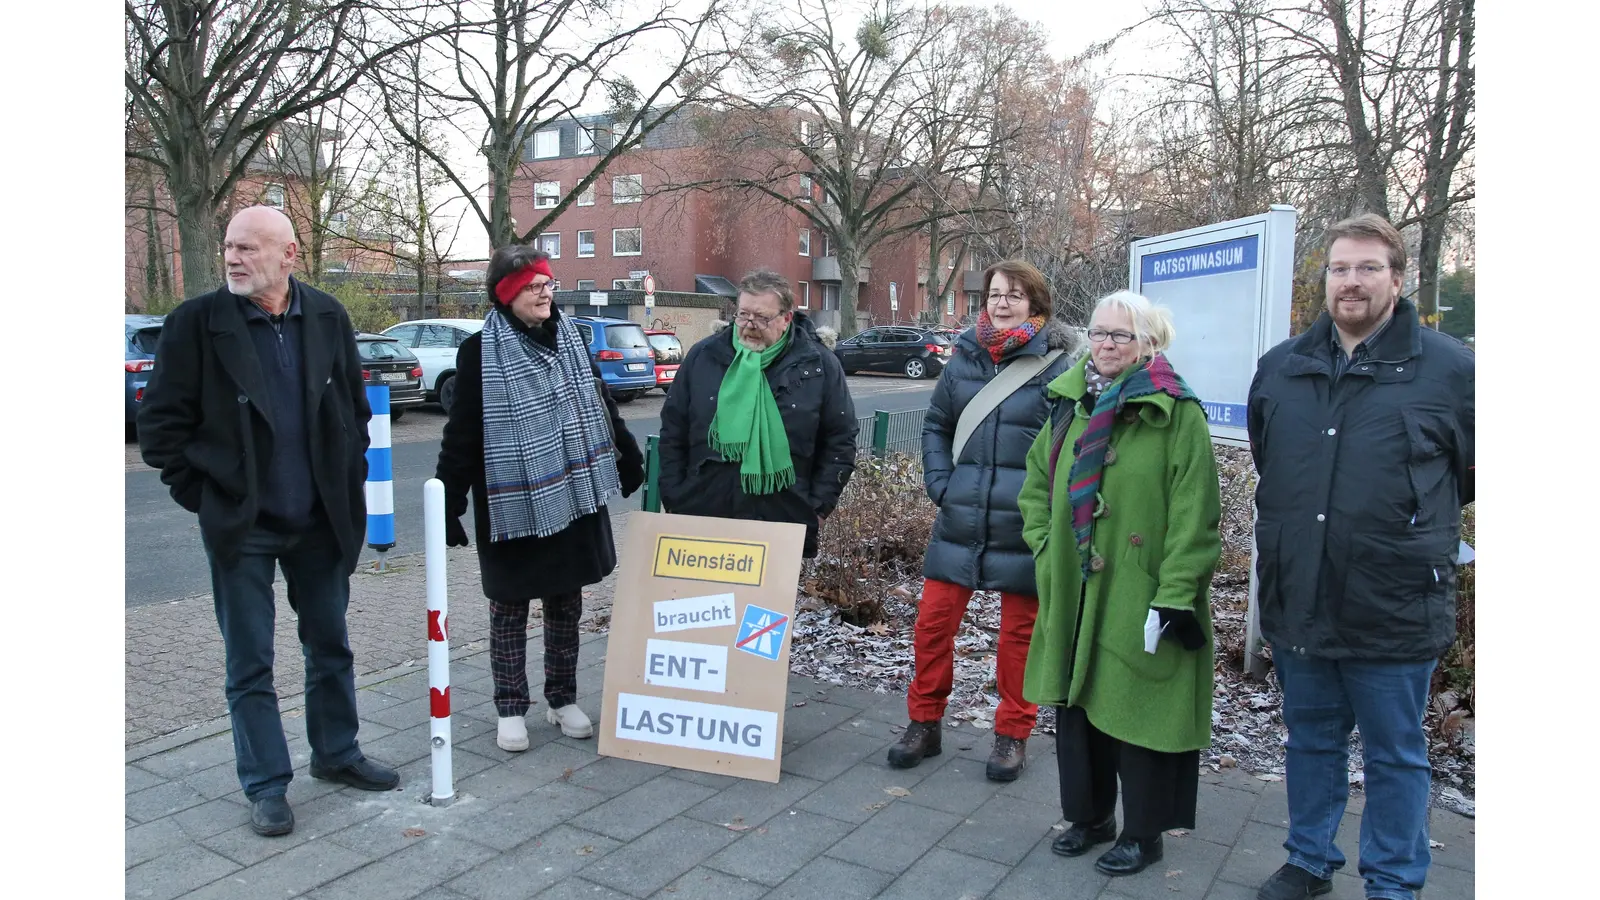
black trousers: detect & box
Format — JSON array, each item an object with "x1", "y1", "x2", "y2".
[
  {"x1": 1055, "y1": 705, "x2": 1200, "y2": 839},
  {"x1": 488, "y1": 591, "x2": 583, "y2": 717}
]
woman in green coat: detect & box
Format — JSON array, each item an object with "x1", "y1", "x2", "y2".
[{"x1": 1018, "y1": 290, "x2": 1222, "y2": 877}]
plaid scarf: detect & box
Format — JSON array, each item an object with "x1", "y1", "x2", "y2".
[
  {"x1": 479, "y1": 308, "x2": 620, "y2": 541},
  {"x1": 1062, "y1": 354, "x2": 1197, "y2": 575},
  {"x1": 708, "y1": 325, "x2": 795, "y2": 494},
  {"x1": 975, "y1": 310, "x2": 1046, "y2": 363}
]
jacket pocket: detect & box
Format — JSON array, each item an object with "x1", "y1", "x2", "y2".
[
  {"x1": 1097, "y1": 556, "x2": 1181, "y2": 681},
  {"x1": 1402, "y1": 409, "x2": 1454, "y2": 525},
  {"x1": 1253, "y1": 522, "x2": 1283, "y2": 623},
  {"x1": 1338, "y1": 528, "x2": 1454, "y2": 640}
]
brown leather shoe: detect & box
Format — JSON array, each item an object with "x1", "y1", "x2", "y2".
[
  {"x1": 886, "y1": 720, "x2": 942, "y2": 769},
  {"x1": 986, "y1": 734, "x2": 1026, "y2": 781}
]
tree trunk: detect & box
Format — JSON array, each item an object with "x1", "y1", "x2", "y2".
[
  {"x1": 837, "y1": 243, "x2": 864, "y2": 338},
  {"x1": 1414, "y1": 219, "x2": 1442, "y2": 329},
  {"x1": 175, "y1": 188, "x2": 221, "y2": 298}
]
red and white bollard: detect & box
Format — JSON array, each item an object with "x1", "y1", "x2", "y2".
[{"x1": 423, "y1": 478, "x2": 454, "y2": 806}]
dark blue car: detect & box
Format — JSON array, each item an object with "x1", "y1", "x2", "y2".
[
  {"x1": 126, "y1": 314, "x2": 164, "y2": 439},
  {"x1": 568, "y1": 316, "x2": 657, "y2": 402}
]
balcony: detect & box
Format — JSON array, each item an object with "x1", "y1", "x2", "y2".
[{"x1": 811, "y1": 256, "x2": 870, "y2": 284}]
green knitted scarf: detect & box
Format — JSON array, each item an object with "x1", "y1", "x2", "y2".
[{"x1": 708, "y1": 325, "x2": 795, "y2": 494}]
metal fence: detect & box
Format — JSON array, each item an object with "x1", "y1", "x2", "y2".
[{"x1": 640, "y1": 407, "x2": 930, "y2": 511}]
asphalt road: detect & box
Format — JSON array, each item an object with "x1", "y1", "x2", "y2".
[{"x1": 125, "y1": 375, "x2": 937, "y2": 608}]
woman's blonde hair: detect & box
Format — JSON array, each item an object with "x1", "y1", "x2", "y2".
[{"x1": 1092, "y1": 290, "x2": 1176, "y2": 357}]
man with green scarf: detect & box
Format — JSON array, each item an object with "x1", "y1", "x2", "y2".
[{"x1": 659, "y1": 269, "x2": 858, "y2": 557}]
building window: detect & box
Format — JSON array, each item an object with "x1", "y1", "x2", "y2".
[
  {"x1": 798, "y1": 280, "x2": 810, "y2": 309},
  {"x1": 533, "y1": 128, "x2": 560, "y2": 159},
  {"x1": 798, "y1": 228, "x2": 811, "y2": 257},
  {"x1": 798, "y1": 173, "x2": 813, "y2": 202},
  {"x1": 262, "y1": 183, "x2": 286, "y2": 209},
  {"x1": 946, "y1": 291, "x2": 955, "y2": 315},
  {"x1": 612, "y1": 174, "x2": 643, "y2": 204},
  {"x1": 613, "y1": 278, "x2": 643, "y2": 290},
  {"x1": 576, "y1": 183, "x2": 595, "y2": 206},
  {"x1": 537, "y1": 232, "x2": 561, "y2": 258},
  {"x1": 577, "y1": 279, "x2": 596, "y2": 291},
  {"x1": 535, "y1": 181, "x2": 560, "y2": 209},
  {"x1": 577, "y1": 230, "x2": 595, "y2": 258},
  {"x1": 613, "y1": 227, "x2": 643, "y2": 256},
  {"x1": 821, "y1": 232, "x2": 834, "y2": 257},
  {"x1": 799, "y1": 119, "x2": 813, "y2": 146},
  {"x1": 576, "y1": 125, "x2": 595, "y2": 155}
]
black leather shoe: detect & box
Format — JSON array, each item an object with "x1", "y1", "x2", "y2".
[
  {"x1": 249, "y1": 795, "x2": 294, "y2": 837},
  {"x1": 309, "y1": 757, "x2": 399, "y2": 791},
  {"x1": 1094, "y1": 834, "x2": 1164, "y2": 876},
  {"x1": 886, "y1": 720, "x2": 941, "y2": 769},
  {"x1": 1256, "y1": 863, "x2": 1334, "y2": 899},
  {"x1": 1050, "y1": 814, "x2": 1117, "y2": 857}
]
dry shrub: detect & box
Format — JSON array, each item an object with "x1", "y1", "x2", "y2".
[
  {"x1": 1432, "y1": 505, "x2": 1475, "y2": 715},
  {"x1": 804, "y1": 454, "x2": 936, "y2": 626}
]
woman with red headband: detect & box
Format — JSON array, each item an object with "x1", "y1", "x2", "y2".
[{"x1": 434, "y1": 245, "x2": 644, "y2": 751}]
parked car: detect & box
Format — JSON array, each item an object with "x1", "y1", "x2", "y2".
[
  {"x1": 644, "y1": 329, "x2": 684, "y2": 393},
  {"x1": 833, "y1": 325, "x2": 955, "y2": 379},
  {"x1": 356, "y1": 333, "x2": 426, "y2": 419},
  {"x1": 381, "y1": 318, "x2": 484, "y2": 413},
  {"x1": 125, "y1": 314, "x2": 165, "y2": 440},
  {"x1": 569, "y1": 316, "x2": 657, "y2": 401}
]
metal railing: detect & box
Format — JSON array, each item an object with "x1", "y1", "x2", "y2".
[{"x1": 639, "y1": 407, "x2": 929, "y2": 512}]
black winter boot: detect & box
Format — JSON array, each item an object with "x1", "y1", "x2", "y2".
[{"x1": 886, "y1": 720, "x2": 942, "y2": 769}]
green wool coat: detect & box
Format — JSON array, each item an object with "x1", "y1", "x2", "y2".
[{"x1": 1018, "y1": 358, "x2": 1222, "y2": 753}]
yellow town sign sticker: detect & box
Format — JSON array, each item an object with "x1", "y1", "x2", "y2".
[{"x1": 652, "y1": 535, "x2": 768, "y2": 587}]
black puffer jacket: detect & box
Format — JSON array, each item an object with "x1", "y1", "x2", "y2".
[
  {"x1": 659, "y1": 312, "x2": 858, "y2": 557},
  {"x1": 921, "y1": 320, "x2": 1080, "y2": 594},
  {"x1": 1247, "y1": 299, "x2": 1474, "y2": 661}
]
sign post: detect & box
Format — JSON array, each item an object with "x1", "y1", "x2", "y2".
[
  {"x1": 643, "y1": 274, "x2": 656, "y2": 316},
  {"x1": 1128, "y1": 205, "x2": 1296, "y2": 678},
  {"x1": 599, "y1": 512, "x2": 806, "y2": 782}
]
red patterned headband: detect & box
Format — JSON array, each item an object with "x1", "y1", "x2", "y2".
[{"x1": 493, "y1": 257, "x2": 555, "y2": 304}]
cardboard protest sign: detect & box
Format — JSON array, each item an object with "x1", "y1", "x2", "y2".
[{"x1": 599, "y1": 511, "x2": 806, "y2": 782}]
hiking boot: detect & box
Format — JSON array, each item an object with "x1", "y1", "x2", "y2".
[
  {"x1": 986, "y1": 735, "x2": 1026, "y2": 781},
  {"x1": 886, "y1": 720, "x2": 941, "y2": 769},
  {"x1": 1050, "y1": 813, "x2": 1117, "y2": 857},
  {"x1": 1256, "y1": 863, "x2": 1334, "y2": 899},
  {"x1": 1095, "y1": 834, "x2": 1164, "y2": 876}
]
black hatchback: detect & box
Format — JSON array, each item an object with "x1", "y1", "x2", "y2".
[
  {"x1": 356, "y1": 333, "x2": 426, "y2": 419},
  {"x1": 833, "y1": 326, "x2": 955, "y2": 379}
]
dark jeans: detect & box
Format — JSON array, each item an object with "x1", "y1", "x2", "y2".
[
  {"x1": 1273, "y1": 649, "x2": 1436, "y2": 900},
  {"x1": 205, "y1": 523, "x2": 363, "y2": 800}
]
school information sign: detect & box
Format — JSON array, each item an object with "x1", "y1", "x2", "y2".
[
  {"x1": 1129, "y1": 206, "x2": 1296, "y2": 446},
  {"x1": 599, "y1": 512, "x2": 806, "y2": 782}
]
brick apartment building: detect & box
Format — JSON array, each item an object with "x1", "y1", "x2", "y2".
[{"x1": 502, "y1": 108, "x2": 988, "y2": 332}]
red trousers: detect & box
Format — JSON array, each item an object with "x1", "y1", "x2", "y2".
[{"x1": 907, "y1": 578, "x2": 1039, "y2": 739}]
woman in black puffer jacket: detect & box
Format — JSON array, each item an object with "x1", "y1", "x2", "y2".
[{"x1": 886, "y1": 259, "x2": 1080, "y2": 782}]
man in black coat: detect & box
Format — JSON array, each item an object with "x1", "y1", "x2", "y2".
[
  {"x1": 658, "y1": 269, "x2": 857, "y2": 556},
  {"x1": 138, "y1": 206, "x2": 398, "y2": 838},
  {"x1": 1246, "y1": 214, "x2": 1474, "y2": 900}
]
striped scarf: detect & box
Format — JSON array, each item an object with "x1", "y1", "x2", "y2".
[
  {"x1": 479, "y1": 308, "x2": 621, "y2": 541},
  {"x1": 1063, "y1": 354, "x2": 1197, "y2": 575},
  {"x1": 975, "y1": 310, "x2": 1046, "y2": 363}
]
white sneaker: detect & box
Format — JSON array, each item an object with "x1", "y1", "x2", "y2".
[
  {"x1": 496, "y1": 715, "x2": 529, "y2": 752},
  {"x1": 546, "y1": 703, "x2": 594, "y2": 739}
]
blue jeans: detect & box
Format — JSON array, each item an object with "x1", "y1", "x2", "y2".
[
  {"x1": 1273, "y1": 649, "x2": 1436, "y2": 900},
  {"x1": 206, "y1": 523, "x2": 363, "y2": 800}
]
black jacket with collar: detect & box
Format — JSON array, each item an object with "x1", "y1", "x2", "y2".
[
  {"x1": 138, "y1": 279, "x2": 371, "y2": 572},
  {"x1": 658, "y1": 312, "x2": 858, "y2": 557},
  {"x1": 1247, "y1": 298, "x2": 1474, "y2": 661}
]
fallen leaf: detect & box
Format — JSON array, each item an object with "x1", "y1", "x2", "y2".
[
  {"x1": 725, "y1": 823, "x2": 751, "y2": 831},
  {"x1": 1166, "y1": 829, "x2": 1190, "y2": 837},
  {"x1": 865, "y1": 801, "x2": 888, "y2": 811},
  {"x1": 577, "y1": 845, "x2": 595, "y2": 855},
  {"x1": 884, "y1": 787, "x2": 912, "y2": 797},
  {"x1": 402, "y1": 828, "x2": 426, "y2": 838},
  {"x1": 1256, "y1": 773, "x2": 1283, "y2": 782},
  {"x1": 1165, "y1": 869, "x2": 1184, "y2": 878},
  {"x1": 793, "y1": 701, "x2": 807, "y2": 707},
  {"x1": 1219, "y1": 754, "x2": 1238, "y2": 768},
  {"x1": 1429, "y1": 840, "x2": 1445, "y2": 850}
]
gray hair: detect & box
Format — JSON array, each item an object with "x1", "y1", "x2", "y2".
[
  {"x1": 1092, "y1": 290, "x2": 1176, "y2": 356},
  {"x1": 738, "y1": 268, "x2": 795, "y2": 313}
]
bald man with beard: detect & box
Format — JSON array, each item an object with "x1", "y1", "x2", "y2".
[{"x1": 139, "y1": 206, "x2": 399, "y2": 837}]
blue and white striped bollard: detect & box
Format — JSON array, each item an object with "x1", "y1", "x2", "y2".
[{"x1": 365, "y1": 384, "x2": 396, "y2": 569}]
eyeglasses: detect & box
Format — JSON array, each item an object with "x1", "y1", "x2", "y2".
[
  {"x1": 734, "y1": 309, "x2": 786, "y2": 328},
  {"x1": 1326, "y1": 264, "x2": 1390, "y2": 279},
  {"x1": 521, "y1": 280, "x2": 555, "y2": 294},
  {"x1": 986, "y1": 291, "x2": 1028, "y2": 307},
  {"x1": 1087, "y1": 328, "x2": 1136, "y2": 345}
]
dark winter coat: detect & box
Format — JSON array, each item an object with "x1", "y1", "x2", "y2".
[
  {"x1": 658, "y1": 312, "x2": 857, "y2": 557},
  {"x1": 920, "y1": 320, "x2": 1079, "y2": 593},
  {"x1": 1247, "y1": 299, "x2": 1474, "y2": 661},
  {"x1": 433, "y1": 307, "x2": 644, "y2": 604},
  {"x1": 138, "y1": 280, "x2": 371, "y2": 572}
]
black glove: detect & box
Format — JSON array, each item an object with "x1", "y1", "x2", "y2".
[
  {"x1": 445, "y1": 515, "x2": 469, "y2": 548},
  {"x1": 618, "y1": 457, "x2": 645, "y2": 498},
  {"x1": 1157, "y1": 607, "x2": 1206, "y2": 651}
]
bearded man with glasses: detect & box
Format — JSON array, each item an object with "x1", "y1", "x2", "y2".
[
  {"x1": 658, "y1": 269, "x2": 857, "y2": 557},
  {"x1": 1246, "y1": 214, "x2": 1474, "y2": 900}
]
